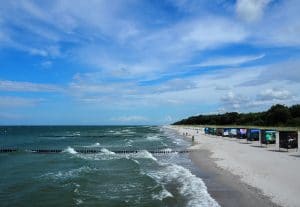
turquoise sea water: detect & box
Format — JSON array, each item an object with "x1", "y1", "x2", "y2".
[{"x1": 0, "y1": 126, "x2": 219, "y2": 207}]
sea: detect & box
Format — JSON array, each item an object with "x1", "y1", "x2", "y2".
[{"x1": 0, "y1": 126, "x2": 219, "y2": 207}]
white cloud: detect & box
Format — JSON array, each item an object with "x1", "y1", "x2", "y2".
[
  {"x1": 140, "y1": 17, "x2": 247, "y2": 60},
  {"x1": 0, "y1": 0, "x2": 298, "y2": 72},
  {"x1": 218, "y1": 85, "x2": 299, "y2": 112},
  {"x1": 0, "y1": 80, "x2": 62, "y2": 92},
  {"x1": 73, "y1": 16, "x2": 248, "y2": 79},
  {"x1": 0, "y1": 1, "x2": 299, "y2": 123},
  {"x1": 249, "y1": 0, "x2": 300, "y2": 47},
  {"x1": 65, "y1": 57, "x2": 300, "y2": 115},
  {"x1": 215, "y1": 85, "x2": 232, "y2": 91},
  {"x1": 111, "y1": 115, "x2": 148, "y2": 123},
  {"x1": 188, "y1": 54, "x2": 265, "y2": 67},
  {"x1": 0, "y1": 96, "x2": 40, "y2": 107},
  {"x1": 179, "y1": 18, "x2": 247, "y2": 48},
  {"x1": 40, "y1": 61, "x2": 52, "y2": 68},
  {"x1": 238, "y1": 59, "x2": 300, "y2": 86},
  {"x1": 0, "y1": 0, "x2": 138, "y2": 58},
  {"x1": 258, "y1": 88, "x2": 293, "y2": 101},
  {"x1": 236, "y1": 0, "x2": 272, "y2": 22},
  {"x1": 220, "y1": 91, "x2": 249, "y2": 110}
]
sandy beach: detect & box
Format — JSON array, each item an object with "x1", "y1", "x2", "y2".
[{"x1": 169, "y1": 125, "x2": 300, "y2": 207}]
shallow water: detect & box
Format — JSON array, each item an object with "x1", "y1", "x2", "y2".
[{"x1": 0, "y1": 126, "x2": 219, "y2": 207}]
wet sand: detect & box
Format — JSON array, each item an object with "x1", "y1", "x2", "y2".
[
  {"x1": 190, "y1": 149, "x2": 280, "y2": 207},
  {"x1": 168, "y1": 125, "x2": 300, "y2": 207}
]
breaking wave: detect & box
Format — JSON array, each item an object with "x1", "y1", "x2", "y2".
[
  {"x1": 40, "y1": 166, "x2": 94, "y2": 181},
  {"x1": 147, "y1": 163, "x2": 220, "y2": 207},
  {"x1": 100, "y1": 148, "x2": 115, "y2": 155},
  {"x1": 152, "y1": 187, "x2": 173, "y2": 201},
  {"x1": 63, "y1": 146, "x2": 77, "y2": 154},
  {"x1": 146, "y1": 135, "x2": 161, "y2": 141},
  {"x1": 131, "y1": 150, "x2": 157, "y2": 161},
  {"x1": 64, "y1": 147, "x2": 158, "y2": 162}
]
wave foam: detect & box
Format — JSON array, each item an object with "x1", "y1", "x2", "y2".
[
  {"x1": 63, "y1": 147, "x2": 77, "y2": 154},
  {"x1": 125, "y1": 139, "x2": 133, "y2": 146},
  {"x1": 72, "y1": 148, "x2": 117, "y2": 161},
  {"x1": 40, "y1": 166, "x2": 93, "y2": 180},
  {"x1": 122, "y1": 129, "x2": 131, "y2": 132},
  {"x1": 148, "y1": 164, "x2": 220, "y2": 207},
  {"x1": 133, "y1": 150, "x2": 157, "y2": 161},
  {"x1": 146, "y1": 135, "x2": 161, "y2": 141},
  {"x1": 84, "y1": 142, "x2": 100, "y2": 148},
  {"x1": 100, "y1": 148, "x2": 115, "y2": 155},
  {"x1": 73, "y1": 132, "x2": 81, "y2": 136},
  {"x1": 120, "y1": 129, "x2": 136, "y2": 134},
  {"x1": 70, "y1": 148, "x2": 157, "y2": 162},
  {"x1": 161, "y1": 148, "x2": 173, "y2": 153},
  {"x1": 75, "y1": 199, "x2": 83, "y2": 205},
  {"x1": 152, "y1": 187, "x2": 173, "y2": 201}
]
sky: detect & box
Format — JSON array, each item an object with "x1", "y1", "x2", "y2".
[{"x1": 0, "y1": 0, "x2": 300, "y2": 125}]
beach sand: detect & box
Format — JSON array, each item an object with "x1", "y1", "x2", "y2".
[{"x1": 169, "y1": 126, "x2": 300, "y2": 207}]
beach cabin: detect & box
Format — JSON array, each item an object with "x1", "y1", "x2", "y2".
[
  {"x1": 279, "y1": 131, "x2": 298, "y2": 150},
  {"x1": 213, "y1": 128, "x2": 217, "y2": 135},
  {"x1": 204, "y1": 127, "x2": 209, "y2": 134},
  {"x1": 261, "y1": 130, "x2": 276, "y2": 145},
  {"x1": 247, "y1": 129, "x2": 260, "y2": 141},
  {"x1": 223, "y1": 128, "x2": 230, "y2": 137},
  {"x1": 216, "y1": 128, "x2": 224, "y2": 136},
  {"x1": 229, "y1": 128, "x2": 238, "y2": 138},
  {"x1": 208, "y1": 128, "x2": 216, "y2": 135},
  {"x1": 237, "y1": 128, "x2": 247, "y2": 139}
]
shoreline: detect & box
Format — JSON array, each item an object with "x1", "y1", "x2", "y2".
[
  {"x1": 190, "y1": 149, "x2": 280, "y2": 207},
  {"x1": 168, "y1": 125, "x2": 300, "y2": 207}
]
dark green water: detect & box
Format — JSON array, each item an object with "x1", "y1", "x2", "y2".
[{"x1": 0, "y1": 126, "x2": 219, "y2": 207}]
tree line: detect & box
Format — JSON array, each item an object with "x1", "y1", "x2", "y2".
[{"x1": 172, "y1": 104, "x2": 300, "y2": 126}]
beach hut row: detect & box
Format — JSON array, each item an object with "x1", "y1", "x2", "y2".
[{"x1": 204, "y1": 127, "x2": 299, "y2": 151}]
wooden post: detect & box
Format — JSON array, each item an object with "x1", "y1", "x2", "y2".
[
  {"x1": 259, "y1": 130, "x2": 262, "y2": 147},
  {"x1": 276, "y1": 131, "x2": 280, "y2": 151},
  {"x1": 298, "y1": 131, "x2": 300, "y2": 150}
]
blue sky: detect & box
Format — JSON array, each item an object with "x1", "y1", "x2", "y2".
[{"x1": 0, "y1": 0, "x2": 300, "y2": 125}]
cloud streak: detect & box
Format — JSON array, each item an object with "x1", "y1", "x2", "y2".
[
  {"x1": 188, "y1": 54, "x2": 265, "y2": 67},
  {"x1": 0, "y1": 96, "x2": 40, "y2": 107},
  {"x1": 0, "y1": 80, "x2": 62, "y2": 92},
  {"x1": 111, "y1": 115, "x2": 148, "y2": 123}
]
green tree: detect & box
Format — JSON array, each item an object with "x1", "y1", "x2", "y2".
[
  {"x1": 265, "y1": 104, "x2": 291, "y2": 125},
  {"x1": 172, "y1": 104, "x2": 300, "y2": 127},
  {"x1": 289, "y1": 104, "x2": 300, "y2": 118}
]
